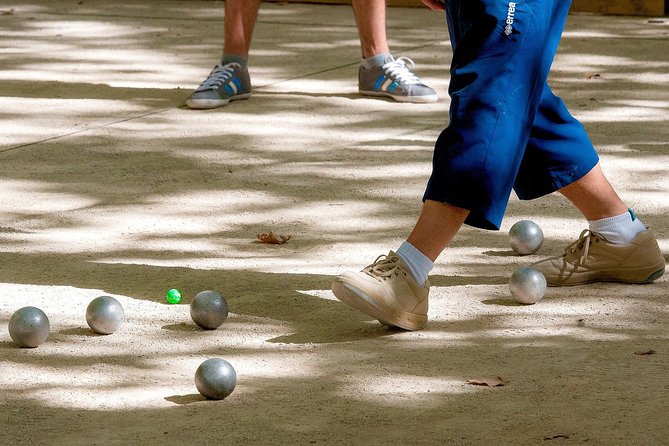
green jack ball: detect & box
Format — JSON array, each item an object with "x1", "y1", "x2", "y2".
[{"x1": 166, "y1": 288, "x2": 182, "y2": 304}]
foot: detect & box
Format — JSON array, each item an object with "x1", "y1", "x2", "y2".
[
  {"x1": 186, "y1": 62, "x2": 251, "y2": 109},
  {"x1": 532, "y1": 229, "x2": 665, "y2": 286},
  {"x1": 358, "y1": 56, "x2": 438, "y2": 103},
  {"x1": 331, "y1": 251, "x2": 429, "y2": 330}
]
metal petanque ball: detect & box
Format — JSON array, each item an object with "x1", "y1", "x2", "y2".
[
  {"x1": 190, "y1": 290, "x2": 229, "y2": 330},
  {"x1": 195, "y1": 358, "x2": 237, "y2": 400},
  {"x1": 86, "y1": 296, "x2": 124, "y2": 334},
  {"x1": 509, "y1": 220, "x2": 544, "y2": 255},
  {"x1": 8, "y1": 306, "x2": 50, "y2": 348},
  {"x1": 509, "y1": 267, "x2": 547, "y2": 305}
]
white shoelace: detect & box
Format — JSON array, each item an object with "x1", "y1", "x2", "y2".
[
  {"x1": 563, "y1": 229, "x2": 604, "y2": 266},
  {"x1": 364, "y1": 254, "x2": 403, "y2": 278},
  {"x1": 381, "y1": 57, "x2": 421, "y2": 85},
  {"x1": 195, "y1": 62, "x2": 240, "y2": 92}
]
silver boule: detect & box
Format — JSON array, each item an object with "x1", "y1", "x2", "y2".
[
  {"x1": 195, "y1": 358, "x2": 237, "y2": 400},
  {"x1": 509, "y1": 220, "x2": 544, "y2": 255},
  {"x1": 86, "y1": 296, "x2": 124, "y2": 334},
  {"x1": 509, "y1": 267, "x2": 547, "y2": 305},
  {"x1": 9, "y1": 306, "x2": 50, "y2": 348},
  {"x1": 190, "y1": 290, "x2": 229, "y2": 330}
]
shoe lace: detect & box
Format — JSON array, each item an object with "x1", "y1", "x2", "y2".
[
  {"x1": 381, "y1": 56, "x2": 421, "y2": 85},
  {"x1": 195, "y1": 63, "x2": 240, "y2": 91},
  {"x1": 364, "y1": 253, "x2": 404, "y2": 279},
  {"x1": 563, "y1": 229, "x2": 604, "y2": 266}
]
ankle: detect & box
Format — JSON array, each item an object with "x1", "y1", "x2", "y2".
[
  {"x1": 588, "y1": 209, "x2": 646, "y2": 244},
  {"x1": 396, "y1": 241, "x2": 433, "y2": 286},
  {"x1": 361, "y1": 53, "x2": 392, "y2": 70},
  {"x1": 222, "y1": 54, "x2": 248, "y2": 67}
]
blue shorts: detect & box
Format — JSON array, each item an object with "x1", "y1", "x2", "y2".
[{"x1": 423, "y1": 0, "x2": 599, "y2": 230}]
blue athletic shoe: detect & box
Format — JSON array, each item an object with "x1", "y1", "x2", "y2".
[
  {"x1": 186, "y1": 62, "x2": 251, "y2": 109},
  {"x1": 359, "y1": 56, "x2": 437, "y2": 103}
]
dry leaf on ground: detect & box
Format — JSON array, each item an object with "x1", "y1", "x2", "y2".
[
  {"x1": 256, "y1": 231, "x2": 291, "y2": 244},
  {"x1": 466, "y1": 376, "x2": 510, "y2": 387},
  {"x1": 634, "y1": 349, "x2": 656, "y2": 356}
]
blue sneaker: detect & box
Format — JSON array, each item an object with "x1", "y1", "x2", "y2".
[
  {"x1": 186, "y1": 62, "x2": 251, "y2": 109},
  {"x1": 359, "y1": 56, "x2": 437, "y2": 103}
]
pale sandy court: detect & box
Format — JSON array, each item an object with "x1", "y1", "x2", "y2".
[{"x1": 1, "y1": 2, "x2": 668, "y2": 444}]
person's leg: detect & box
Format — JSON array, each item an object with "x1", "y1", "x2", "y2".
[
  {"x1": 186, "y1": 0, "x2": 259, "y2": 109},
  {"x1": 352, "y1": 0, "x2": 389, "y2": 58},
  {"x1": 557, "y1": 163, "x2": 626, "y2": 221},
  {"x1": 509, "y1": 74, "x2": 664, "y2": 285},
  {"x1": 531, "y1": 163, "x2": 664, "y2": 285},
  {"x1": 353, "y1": 0, "x2": 438, "y2": 103},
  {"x1": 424, "y1": 0, "x2": 572, "y2": 230},
  {"x1": 388, "y1": 200, "x2": 468, "y2": 290},
  {"x1": 333, "y1": 0, "x2": 571, "y2": 329},
  {"x1": 406, "y1": 200, "x2": 469, "y2": 262},
  {"x1": 223, "y1": 0, "x2": 261, "y2": 58}
]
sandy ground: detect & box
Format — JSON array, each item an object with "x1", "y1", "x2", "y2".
[{"x1": 1, "y1": 1, "x2": 668, "y2": 445}]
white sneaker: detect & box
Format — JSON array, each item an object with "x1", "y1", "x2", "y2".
[{"x1": 331, "y1": 251, "x2": 429, "y2": 330}]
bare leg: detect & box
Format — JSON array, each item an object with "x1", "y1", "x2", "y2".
[
  {"x1": 406, "y1": 200, "x2": 470, "y2": 261},
  {"x1": 558, "y1": 163, "x2": 627, "y2": 221},
  {"x1": 404, "y1": 163, "x2": 624, "y2": 262},
  {"x1": 223, "y1": 0, "x2": 261, "y2": 58},
  {"x1": 352, "y1": 0, "x2": 390, "y2": 58},
  {"x1": 534, "y1": 162, "x2": 663, "y2": 286}
]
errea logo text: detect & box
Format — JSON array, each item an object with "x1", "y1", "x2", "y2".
[{"x1": 505, "y1": 2, "x2": 516, "y2": 35}]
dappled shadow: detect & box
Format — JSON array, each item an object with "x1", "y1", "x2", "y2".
[
  {"x1": 164, "y1": 394, "x2": 206, "y2": 405},
  {"x1": 266, "y1": 321, "x2": 404, "y2": 344},
  {"x1": 57, "y1": 327, "x2": 98, "y2": 336},
  {"x1": 0, "y1": 340, "x2": 18, "y2": 349},
  {"x1": 481, "y1": 298, "x2": 525, "y2": 307},
  {"x1": 0, "y1": 2, "x2": 668, "y2": 445},
  {"x1": 482, "y1": 249, "x2": 519, "y2": 257},
  {"x1": 429, "y1": 274, "x2": 509, "y2": 286},
  {"x1": 162, "y1": 322, "x2": 202, "y2": 332}
]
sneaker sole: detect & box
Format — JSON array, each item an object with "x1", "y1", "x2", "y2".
[
  {"x1": 547, "y1": 265, "x2": 665, "y2": 287},
  {"x1": 331, "y1": 280, "x2": 427, "y2": 331},
  {"x1": 186, "y1": 93, "x2": 251, "y2": 110},
  {"x1": 358, "y1": 90, "x2": 438, "y2": 104}
]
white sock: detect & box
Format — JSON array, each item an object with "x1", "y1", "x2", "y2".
[
  {"x1": 396, "y1": 241, "x2": 433, "y2": 286},
  {"x1": 588, "y1": 209, "x2": 646, "y2": 244},
  {"x1": 361, "y1": 53, "x2": 392, "y2": 70}
]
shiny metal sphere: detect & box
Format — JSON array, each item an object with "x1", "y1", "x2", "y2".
[
  {"x1": 509, "y1": 220, "x2": 544, "y2": 255},
  {"x1": 509, "y1": 267, "x2": 547, "y2": 304},
  {"x1": 86, "y1": 296, "x2": 124, "y2": 335},
  {"x1": 195, "y1": 358, "x2": 237, "y2": 400},
  {"x1": 9, "y1": 306, "x2": 50, "y2": 348},
  {"x1": 190, "y1": 290, "x2": 229, "y2": 330}
]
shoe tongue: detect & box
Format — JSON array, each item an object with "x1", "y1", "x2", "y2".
[{"x1": 382, "y1": 55, "x2": 395, "y2": 64}]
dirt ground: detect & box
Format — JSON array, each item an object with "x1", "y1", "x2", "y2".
[{"x1": 1, "y1": 1, "x2": 668, "y2": 445}]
